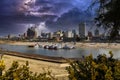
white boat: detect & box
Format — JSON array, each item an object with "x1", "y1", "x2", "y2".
[
  {"x1": 43, "y1": 44, "x2": 62, "y2": 50},
  {"x1": 43, "y1": 43, "x2": 75, "y2": 50},
  {"x1": 70, "y1": 45, "x2": 75, "y2": 49},
  {"x1": 34, "y1": 44, "x2": 39, "y2": 48},
  {"x1": 55, "y1": 44, "x2": 62, "y2": 49},
  {"x1": 44, "y1": 45, "x2": 49, "y2": 49},
  {"x1": 48, "y1": 45, "x2": 57, "y2": 50}
]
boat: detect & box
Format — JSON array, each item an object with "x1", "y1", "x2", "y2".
[
  {"x1": 70, "y1": 46, "x2": 75, "y2": 49},
  {"x1": 34, "y1": 44, "x2": 39, "y2": 48},
  {"x1": 28, "y1": 44, "x2": 39, "y2": 48},
  {"x1": 28, "y1": 45, "x2": 34, "y2": 48},
  {"x1": 43, "y1": 43, "x2": 75, "y2": 50},
  {"x1": 48, "y1": 45, "x2": 56, "y2": 50},
  {"x1": 63, "y1": 44, "x2": 75, "y2": 49},
  {"x1": 44, "y1": 45, "x2": 49, "y2": 49},
  {"x1": 56, "y1": 44, "x2": 62, "y2": 49},
  {"x1": 44, "y1": 44, "x2": 60, "y2": 50}
]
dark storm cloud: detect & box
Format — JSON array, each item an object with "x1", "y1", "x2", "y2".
[
  {"x1": 0, "y1": 0, "x2": 24, "y2": 15},
  {"x1": 34, "y1": 0, "x2": 92, "y2": 18},
  {"x1": 0, "y1": 0, "x2": 92, "y2": 18},
  {"x1": 46, "y1": 8, "x2": 94, "y2": 31},
  {"x1": 0, "y1": 0, "x2": 96, "y2": 35}
]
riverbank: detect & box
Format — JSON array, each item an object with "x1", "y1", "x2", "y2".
[
  {"x1": 2, "y1": 54, "x2": 69, "y2": 79},
  {"x1": 75, "y1": 42, "x2": 120, "y2": 49},
  {"x1": 0, "y1": 40, "x2": 120, "y2": 49}
]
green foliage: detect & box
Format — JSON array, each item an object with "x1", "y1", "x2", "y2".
[
  {"x1": 66, "y1": 51, "x2": 120, "y2": 80},
  {"x1": 0, "y1": 60, "x2": 5, "y2": 76},
  {"x1": 0, "y1": 61, "x2": 55, "y2": 80},
  {"x1": 94, "y1": 0, "x2": 120, "y2": 40}
]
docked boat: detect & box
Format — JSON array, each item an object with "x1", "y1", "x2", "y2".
[
  {"x1": 56, "y1": 44, "x2": 62, "y2": 49},
  {"x1": 44, "y1": 44, "x2": 61, "y2": 50},
  {"x1": 44, "y1": 45, "x2": 49, "y2": 49},
  {"x1": 43, "y1": 43, "x2": 75, "y2": 50},
  {"x1": 28, "y1": 45, "x2": 34, "y2": 48},
  {"x1": 48, "y1": 45, "x2": 57, "y2": 50},
  {"x1": 34, "y1": 44, "x2": 39, "y2": 48},
  {"x1": 28, "y1": 44, "x2": 39, "y2": 48},
  {"x1": 63, "y1": 44, "x2": 75, "y2": 49}
]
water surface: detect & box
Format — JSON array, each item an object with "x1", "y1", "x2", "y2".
[{"x1": 0, "y1": 44, "x2": 120, "y2": 59}]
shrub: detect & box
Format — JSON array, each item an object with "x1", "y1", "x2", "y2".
[
  {"x1": 66, "y1": 51, "x2": 120, "y2": 80},
  {"x1": 0, "y1": 60, "x2": 55, "y2": 80}
]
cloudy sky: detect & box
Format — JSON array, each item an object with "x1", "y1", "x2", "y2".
[{"x1": 0, "y1": 0, "x2": 97, "y2": 36}]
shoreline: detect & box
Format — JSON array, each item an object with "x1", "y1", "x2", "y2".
[
  {"x1": 0, "y1": 40, "x2": 120, "y2": 49},
  {"x1": 1, "y1": 50, "x2": 81, "y2": 64},
  {"x1": 2, "y1": 54, "x2": 69, "y2": 79},
  {"x1": 0, "y1": 49, "x2": 70, "y2": 79},
  {"x1": 3, "y1": 50, "x2": 69, "y2": 63}
]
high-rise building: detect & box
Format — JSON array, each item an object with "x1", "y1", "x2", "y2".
[
  {"x1": 27, "y1": 27, "x2": 37, "y2": 39},
  {"x1": 41, "y1": 32, "x2": 47, "y2": 38},
  {"x1": 72, "y1": 29, "x2": 76, "y2": 38},
  {"x1": 79, "y1": 22, "x2": 86, "y2": 38},
  {"x1": 47, "y1": 32, "x2": 53, "y2": 39},
  {"x1": 65, "y1": 30, "x2": 74, "y2": 38}
]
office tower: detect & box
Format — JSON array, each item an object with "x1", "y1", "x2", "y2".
[
  {"x1": 72, "y1": 29, "x2": 76, "y2": 38},
  {"x1": 79, "y1": 22, "x2": 86, "y2": 38},
  {"x1": 65, "y1": 30, "x2": 74, "y2": 38},
  {"x1": 27, "y1": 27, "x2": 37, "y2": 39}
]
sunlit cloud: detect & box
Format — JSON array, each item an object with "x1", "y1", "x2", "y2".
[
  {"x1": 24, "y1": 22, "x2": 50, "y2": 35},
  {"x1": 37, "y1": 22, "x2": 49, "y2": 32},
  {"x1": 25, "y1": 11, "x2": 56, "y2": 17}
]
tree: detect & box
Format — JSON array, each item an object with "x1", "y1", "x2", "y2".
[
  {"x1": 93, "y1": 0, "x2": 120, "y2": 40},
  {"x1": 0, "y1": 60, "x2": 55, "y2": 80},
  {"x1": 66, "y1": 51, "x2": 120, "y2": 80}
]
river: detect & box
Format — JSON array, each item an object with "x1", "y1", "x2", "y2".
[{"x1": 0, "y1": 44, "x2": 120, "y2": 59}]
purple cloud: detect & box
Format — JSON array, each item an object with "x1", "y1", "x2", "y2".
[{"x1": 0, "y1": 0, "x2": 96, "y2": 35}]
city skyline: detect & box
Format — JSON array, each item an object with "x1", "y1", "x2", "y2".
[{"x1": 0, "y1": 0, "x2": 98, "y2": 36}]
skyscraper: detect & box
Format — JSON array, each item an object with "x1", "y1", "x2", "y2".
[
  {"x1": 72, "y1": 29, "x2": 76, "y2": 38},
  {"x1": 65, "y1": 30, "x2": 74, "y2": 38},
  {"x1": 79, "y1": 22, "x2": 86, "y2": 38},
  {"x1": 27, "y1": 27, "x2": 37, "y2": 39}
]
